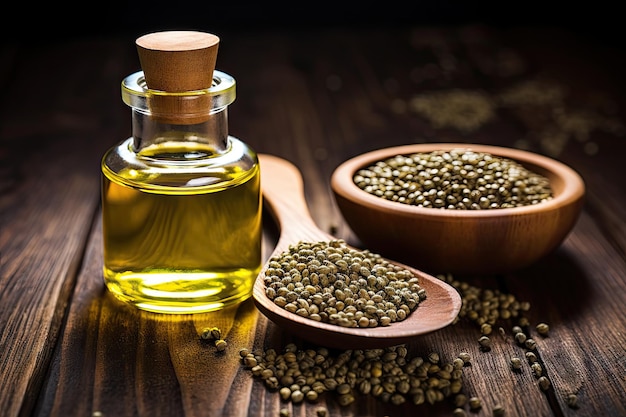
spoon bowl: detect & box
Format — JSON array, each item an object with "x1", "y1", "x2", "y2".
[
  {"x1": 254, "y1": 154, "x2": 462, "y2": 349},
  {"x1": 331, "y1": 143, "x2": 586, "y2": 275}
]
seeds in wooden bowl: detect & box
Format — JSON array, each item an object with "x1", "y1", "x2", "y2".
[
  {"x1": 353, "y1": 149, "x2": 553, "y2": 210},
  {"x1": 262, "y1": 239, "x2": 426, "y2": 328}
]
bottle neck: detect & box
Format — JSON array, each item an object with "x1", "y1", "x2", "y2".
[
  {"x1": 121, "y1": 70, "x2": 237, "y2": 158},
  {"x1": 131, "y1": 106, "x2": 230, "y2": 156}
]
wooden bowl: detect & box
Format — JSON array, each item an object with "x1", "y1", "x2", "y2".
[{"x1": 331, "y1": 143, "x2": 585, "y2": 275}]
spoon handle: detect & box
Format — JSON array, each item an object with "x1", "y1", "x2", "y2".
[{"x1": 259, "y1": 154, "x2": 331, "y2": 249}]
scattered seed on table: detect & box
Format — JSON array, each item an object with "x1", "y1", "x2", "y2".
[
  {"x1": 246, "y1": 271, "x2": 566, "y2": 414},
  {"x1": 338, "y1": 393, "x2": 355, "y2": 406},
  {"x1": 306, "y1": 390, "x2": 318, "y2": 402},
  {"x1": 215, "y1": 339, "x2": 227, "y2": 351},
  {"x1": 453, "y1": 407, "x2": 467, "y2": 417},
  {"x1": 498, "y1": 326, "x2": 506, "y2": 339},
  {"x1": 279, "y1": 387, "x2": 291, "y2": 401},
  {"x1": 243, "y1": 355, "x2": 257, "y2": 367},
  {"x1": 536, "y1": 323, "x2": 550, "y2": 336},
  {"x1": 316, "y1": 407, "x2": 328, "y2": 417},
  {"x1": 492, "y1": 404, "x2": 505, "y2": 416},
  {"x1": 433, "y1": 273, "x2": 578, "y2": 414},
  {"x1": 453, "y1": 357, "x2": 465, "y2": 370},
  {"x1": 566, "y1": 393, "x2": 579, "y2": 409},
  {"x1": 242, "y1": 343, "x2": 464, "y2": 407},
  {"x1": 510, "y1": 357, "x2": 522, "y2": 371},
  {"x1": 469, "y1": 396, "x2": 482, "y2": 410},
  {"x1": 201, "y1": 327, "x2": 221, "y2": 340},
  {"x1": 479, "y1": 335, "x2": 491, "y2": 350},
  {"x1": 458, "y1": 352, "x2": 471, "y2": 364},
  {"x1": 291, "y1": 390, "x2": 304, "y2": 403},
  {"x1": 436, "y1": 273, "x2": 532, "y2": 328},
  {"x1": 454, "y1": 393, "x2": 467, "y2": 407},
  {"x1": 525, "y1": 338, "x2": 537, "y2": 350}
]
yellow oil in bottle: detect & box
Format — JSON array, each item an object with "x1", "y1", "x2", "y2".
[
  {"x1": 102, "y1": 139, "x2": 262, "y2": 313},
  {"x1": 102, "y1": 32, "x2": 261, "y2": 314}
]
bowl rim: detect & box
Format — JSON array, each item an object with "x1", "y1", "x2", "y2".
[{"x1": 331, "y1": 143, "x2": 586, "y2": 219}]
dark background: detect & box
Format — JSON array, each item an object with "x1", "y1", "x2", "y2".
[{"x1": 4, "y1": 1, "x2": 623, "y2": 48}]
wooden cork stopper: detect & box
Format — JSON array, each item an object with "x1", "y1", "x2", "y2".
[{"x1": 136, "y1": 31, "x2": 220, "y2": 123}]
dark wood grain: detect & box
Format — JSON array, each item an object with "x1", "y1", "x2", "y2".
[{"x1": 1, "y1": 23, "x2": 625, "y2": 417}]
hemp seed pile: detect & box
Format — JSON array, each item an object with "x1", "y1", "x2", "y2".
[
  {"x1": 240, "y1": 343, "x2": 469, "y2": 408},
  {"x1": 263, "y1": 239, "x2": 426, "y2": 328},
  {"x1": 353, "y1": 149, "x2": 553, "y2": 210},
  {"x1": 232, "y1": 272, "x2": 581, "y2": 416}
]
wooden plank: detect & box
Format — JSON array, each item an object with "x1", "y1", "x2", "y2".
[
  {"x1": 0, "y1": 39, "x2": 137, "y2": 417},
  {"x1": 0, "y1": 133, "x2": 99, "y2": 417},
  {"x1": 504, "y1": 212, "x2": 626, "y2": 416}
]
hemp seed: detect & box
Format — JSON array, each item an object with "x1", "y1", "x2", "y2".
[
  {"x1": 264, "y1": 240, "x2": 425, "y2": 328},
  {"x1": 214, "y1": 339, "x2": 227, "y2": 351},
  {"x1": 469, "y1": 396, "x2": 482, "y2": 410},
  {"x1": 538, "y1": 376, "x2": 551, "y2": 391},
  {"x1": 525, "y1": 351, "x2": 538, "y2": 363},
  {"x1": 492, "y1": 404, "x2": 505, "y2": 416},
  {"x1": 316, "y1": 407, "x2": 328, "y2": 417},
  {"x1": 354, "y1": 149, "x2": 553, "y2": 210},
  {"x1": 453, "y1": 408, "x2": 467, "y2": 417},
  {"x1": 566, "y1": 393, "x2": 579, "y2": 409},
  {"x1": 478, "y1": 336, "x2": 491, "y2": 350},
  {"x1": 536, "y1": 322, "x2": 550, "y2": 336}
]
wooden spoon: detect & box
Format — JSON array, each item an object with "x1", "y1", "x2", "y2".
[{"x1": 253, "y1": 154, "x2": 462, "y2": 349}]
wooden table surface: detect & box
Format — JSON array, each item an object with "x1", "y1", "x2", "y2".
[{"x1": 1, "y1": 23, "x2": 625, "y2": 417}]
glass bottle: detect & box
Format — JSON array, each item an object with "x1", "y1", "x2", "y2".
[{"x1": 101, "y1": 31, "x2": 262, "y2": 314}]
